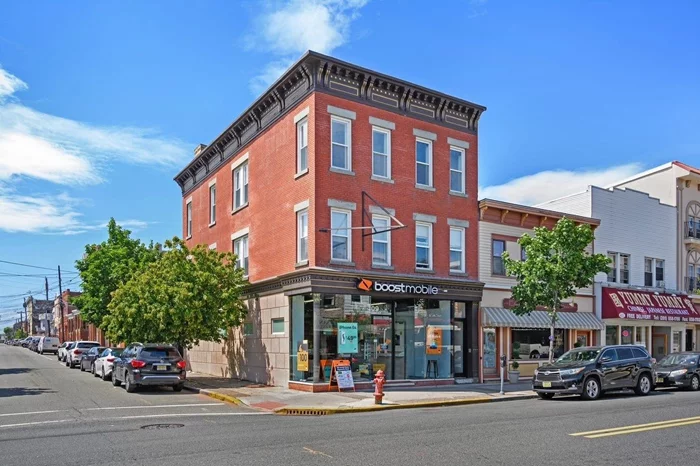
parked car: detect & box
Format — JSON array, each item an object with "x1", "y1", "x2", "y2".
[
  {"x1": 94, "y1": 348, "x2": 123, "y2": 380},
  {"x1": 65, "y1": 341, "x2": 101, "y2": 368},
  {"x1": 112, "y1": 343, "x2": 186, "y2": 393},
  {"x1": 28, "y1": 336, "x2": 41, "y2": 352},
  {"x1": 38, "y1": 336, "x2": 60, "y2": 355},
  {"x1": 654, "y1": 352, "x2": 700, "y2": 391},
  {"x1": 57, "y1": 341, "x2": 74, "y2": 361},
  {"x1": 532, "y1": 345, "x2": 655, "y2": 400},
  {"x1": 20, "y1": 336, "x2": 33, "y2": 348},
  {"x1": 80, "y1": 346, "x2": 107, "y2": 373}
]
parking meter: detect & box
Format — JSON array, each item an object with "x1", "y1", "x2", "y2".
[
  {"x1": 499, "y1": 355, "x2": 506, "y2": 394},
  {"x1": 500, "y1": 355, "x2": 507, "y2": 368}
]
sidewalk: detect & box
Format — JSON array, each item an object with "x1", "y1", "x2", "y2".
[{"x1": 184, "y1": 373, "x2": 537, "y2": 415}]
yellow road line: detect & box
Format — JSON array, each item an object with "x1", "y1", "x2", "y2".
[
  {"x1": 571, "y1": 416, "x2": 700, "y2": 438},
  {"x1": 585, "y1": 419, "x2": 700, "y2": 438}
]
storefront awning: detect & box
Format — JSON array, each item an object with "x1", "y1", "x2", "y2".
[{"x1": 482, "y1": 307, "x2": 605, "y2": 330}]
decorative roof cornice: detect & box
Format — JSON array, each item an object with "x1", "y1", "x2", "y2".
[{"x1": 174, "y1": 51, "x2": 486, "y2": 195}]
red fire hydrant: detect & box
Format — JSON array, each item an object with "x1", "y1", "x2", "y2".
[{"x1": 373, "y1": 369, "x2": 386, "y2": 404}]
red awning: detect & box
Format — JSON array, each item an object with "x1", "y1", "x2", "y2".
[{"x1": 601, "y1": 287, "x2": 700, "y2": 323}]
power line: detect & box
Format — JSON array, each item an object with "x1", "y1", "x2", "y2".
[{"x1": 0, "y1": 259, "x2": 78, "y2": 273}]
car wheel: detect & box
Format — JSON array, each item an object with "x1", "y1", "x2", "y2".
[
  {"x1": 173, "y1": 384, "x2": 184, "y2": 392},
  {"x1": 92, "y1": 364, "x2": 98, "y2": 377},
  {"x1": 537, "y1": 392, "x2": 554, "y2": 400},
  {"x1": 102, "y1": 367, "x2": 108, "y2": 381},
  {"x1": 65, "y1": 358, "x2": 70, "y2": 367},
  {"x1": 530, "y1": 351, "x2": 539, "y2": 359},
  {"x1": 581, "y1": 377, "x2": 601, "y2": 400},
  {"x1": 690, "y1": 375, "x2": 700, "y2": 392},
  {"x1": 40, "y1": 350, "x2": 43, "y2": 355},
  {"x1": 125, "y1": 375, "x2": 137, "y2": 393},
  {"x1": 634, "y1": 373, "x2": 652, "y2": 396},
  {"x1": 112, "y1": 370, "x2": 121, "y2": 387},
  {"x1": 80, "y1": 361, "x2": 86, "y2": 372}
]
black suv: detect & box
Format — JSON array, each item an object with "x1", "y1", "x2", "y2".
[
  {"x1": 112, "y1": 343, "x2": 186, "y2": 393},
  {"x1": 532, "y1": 345, "x2": 655, "y2": 400}
]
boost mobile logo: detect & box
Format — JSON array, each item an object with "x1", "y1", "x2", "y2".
[{"x1": 357, "y1": 278, "x2": 373, "y2": 291}]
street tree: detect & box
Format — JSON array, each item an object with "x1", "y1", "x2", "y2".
[
  {"x1": 3, "y1": 326, "x2": 14, "y2": 339},
  {"x1": 15, "y1": 329, "x2": 27, "y2": 339},
  {"x1": 72, "y1": 219, "x2": 161, "y2": 327},
  {"x1": 104, "y1": 238, "x2": 248, "y2": 351},
  {"x1": 503, "y1": 218, "x2": 610, "y2": 363}
]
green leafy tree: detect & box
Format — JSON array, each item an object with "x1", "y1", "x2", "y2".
[
  {"x1": 15, "y1": 329, "x2": 27, "y2": 339},
  {"x1": 3, "y1": 326, "x2": 14, "y2": 339},
  {"x1": 104, "y1": 238, "x2": 248, "y2": 351},
  {"x1": 72, "y1": 219, "x2": 161, "y2": 327},
  {"x1": 503, "y1": 218, "x2": 610, "y2": 363}
]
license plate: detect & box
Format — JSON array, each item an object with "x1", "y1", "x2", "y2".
[
  {"x1": 542, "y1": 381, "x2": 552, "y2": 388},
  {"x1": 656, "y1": 377, "x2": 664, "y2": 384},
  {"x1": 156, "y1": 365, "x2": 168, "y2": 371}
]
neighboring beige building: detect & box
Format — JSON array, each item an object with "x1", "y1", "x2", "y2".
[
  {"x1": 609, "y1": 161, "x2": 700, "y2": 352},
  {"x1": 478, "y1": 199, "x2": 603, "y2": 381}
]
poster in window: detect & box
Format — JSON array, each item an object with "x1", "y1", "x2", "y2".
[
  {"x1": 426, "y1": 325, "x2": 443, "y2": 355},
  {"x1": 337, "y1": 322, "x2": 359, "y2": 353}
]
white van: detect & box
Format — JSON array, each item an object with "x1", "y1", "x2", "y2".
[{"x1": 38, "y1": 336, "x2": 60, "y2": 355}]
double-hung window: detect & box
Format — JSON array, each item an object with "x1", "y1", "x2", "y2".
[
  {"x1": 209, "y1": 184, "x2": 216, "y2": 224},
  {"x1": 372, "y1": 215, "x2": 391, "y2": 266},
  {"x1": 331, "y1": 117, "x2": 351, "y2": 171},
  {"x1": 607, "y1": 252, "x2": 618, "y2": 282},
  {"x1": 297, "y1": 210, "x2": 308, "y2": 262},
  {"x1": 331, "y1": 209, "x2": 351, "y2": 261},
  {"x1": 608, "y1": 252, "x2": 630, "y2": 284},
  {"x1": 233, "y1": 163, "x2": 248, "y2": 210},
  {"x1": 449, "y1": 146, "x2": 465, "y2": 194},
  {"x1": 233, "y1": 235, "x2": 249, "y2": 277},
  {"x1": 656, "y1": 259, "x2": 665, "y2": 286},
  {"x1": 415, "y1": 222, "x2": 432, "y2": 270},
  {"x1": 416, "y1": 139, "x2": 433, "y2": 187},
  {"x1": 297, "y1": 118, "x2": 308, "y2": 173},
  {"x1": 186, "y1": 201, "x2": 192, "y2": 238},
  {"x1": 372, "y1": 128, "x2": 391, "y2": 179},
  {"x1": 492, "y1": 239, "x2": 506, "y2": 275},
  {"x1": 620, "y1": 253, "x2": 630, "y2": 284},
  {"x1": 646, "y1": 258, "x2": 665, "y2": 287},
  {"x1": 449, "y1": 227, "x2": 465, "y2": 273},
  {"x1": 644, "y1": 258, "x2": 653, "y2": 286}
]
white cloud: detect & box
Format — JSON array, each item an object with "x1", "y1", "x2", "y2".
[
  {"x1": 480, "y1": 163, "x2": 644, "y2": 206},
  {"x1": 247, "y1": 0, "x2": 370, "y2": 93},
  {"x1": 0, "y1": 65, "x2": 189, "y2": 234}
]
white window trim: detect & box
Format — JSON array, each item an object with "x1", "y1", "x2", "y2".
[
  {"x1": 330, "y1": 116, "x2": 352, "y2": 171},
  {"x1": 186, "y1": 201, "x2": 192, "y2": 238},
  {"x1": 415, "y1": 221, "x2": 433, "y2": 270},
  {"x1": 297, "y1": 209, "x2": 309, "y2": 263},
  {"x1": 371, "y1": 214, "x2": 392, "y2": 266},
  {"x1": 330, "y1": 208, "x2": 352, "y2": 262},
  {"x1": 233, "y1": 234, "x2": 249, "y2": 278},
  {"x1": 231, "y1": 227, "x2": 249, "y2": 241},
  {"x1": 645, "y1": 257, "x2": 666, "y2": 287},
  {"x1": 271, "y1": 318, "x2": 285, "y2": 335},
  {"x1": 449, "y1": 227, "x2": 465, "y2": 273},
  {"x1": 230, "y1": 152, "x2": 249, "y2": 171},
  {"x1": 297, "y1": 117, "x2": 308, "y2": 175},
  {"x1": 371, "y1": 126, "x2": 392, "y2": 180},
  {"x1": 209, "y1": 184, "x2": 216, "y2": 225},
  {"x1": 449, "y1": 146, "x2": 466, "y2": 194},
  {"x1": 233, "y1": 162, "x2": 249, "y2": 210},
  {"x1": 415, "y1": 137, "x2": 433, "y2": 187}
]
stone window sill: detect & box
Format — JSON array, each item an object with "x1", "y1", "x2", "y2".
[
  {"x1": 232, "y1": 203, "x2": 249, "y2": 215},
  {"x1": 415, "y1": 268, "x2": 435, "y2": 274},
  {"x1": 372, "y1": 264, "x2": 394, "y2": 271},
  {"x1": 450, "y1": 271, "x2": 468, "y2": 277},
  {"x1": 416, "y1": 184, "x2": 436, "y2": 192},
  {"x1": 330, "y1": 259, "x2": 356, "y2": 266},
  {"x1": 330, "y1": 167, "x2": 356, "y2": 176},
  {"x1": 449, "y1": 191, "x2": 468, "y2": 198},
  {"x1": 371, "y1": 176, "x2": 395, "y2": 184},
  {"x1": 295, "y1": 169, "x2": 309, "y2": 180},
  {"x1": 295, "y1": 260, "x2": 309, "y2": 268}
]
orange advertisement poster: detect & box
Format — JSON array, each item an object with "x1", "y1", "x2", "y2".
[{"x1": 426, "y1": 326, "x2": 442, "y2": 355}]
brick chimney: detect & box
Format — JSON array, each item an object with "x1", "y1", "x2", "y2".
[{"x1": 194, "y1": 144, "x2": 207, "y2": 157}]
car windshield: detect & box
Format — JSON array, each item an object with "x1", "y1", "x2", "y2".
[
  {"x1": 141, "y1": 347, "x2": 180, "y2": 359},
  {"x1": 555, "y1": 349, "x2": 601, "y2": 363},
  {"x1": 109, "y1": 349, "x2": 123, "y2": 357},
  {"x1": 659, "y1": 354, "x2": 699, "y2": 365},
  {"x1": 77, "y1": 342, "x2": 99, "y2": 349}
]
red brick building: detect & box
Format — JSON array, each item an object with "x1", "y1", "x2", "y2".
[
  {"x1": 54, "y1": 290, "x2": 106, "y2": 345},
  {"x1": 175, "y1": 52, "x2": 486, "y2": 389}
]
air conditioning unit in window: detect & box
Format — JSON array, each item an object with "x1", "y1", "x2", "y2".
[{"x1": 656, "y1": 281, "x2": 665, "y2": 288}]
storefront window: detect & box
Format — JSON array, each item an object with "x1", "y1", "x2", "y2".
[
  {"x1": 482, "y1": 328, "x2": 496, "y2": 373},
  {"x1": 621, "y1": 326, "x2": 634, "y2": 345},
  {"x1": 605, "y1": 325, "x2": 618, "y2": 346},
  {"x1": 672, "y1": 331, "x2": 682, "y2": 353},
  {"x1": 511, "y1": 328, "x2": 568, "y2": 360}
]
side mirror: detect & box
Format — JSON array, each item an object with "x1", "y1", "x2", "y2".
[{"x1": 600, "y1": 356, "x2": 612, "y2": 363}]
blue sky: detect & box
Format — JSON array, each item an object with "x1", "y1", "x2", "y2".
[{"x1": 1, "y1": 0, "x2": 699, "y2": 327}]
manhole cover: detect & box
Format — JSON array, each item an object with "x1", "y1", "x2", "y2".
[{"x1": 140, "y1": 424, "x2": 184, "y2": 430}]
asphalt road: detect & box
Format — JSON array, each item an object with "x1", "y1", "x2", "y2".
[{"x1": 3, "y1": 343, "x2": 700, "y2": 466}]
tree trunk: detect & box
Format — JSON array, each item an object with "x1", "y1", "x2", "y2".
[{"x1": 549, "y1": 314, "x2": 556, "y2": 364}]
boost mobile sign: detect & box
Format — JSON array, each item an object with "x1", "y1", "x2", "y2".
[{"x1": 357, "y1": 278, "x2": 439, "y2": 295}]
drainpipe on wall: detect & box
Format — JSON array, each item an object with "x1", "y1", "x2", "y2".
[{"x1": 677, "y1": 180, "x2": 683, "y2": 293}]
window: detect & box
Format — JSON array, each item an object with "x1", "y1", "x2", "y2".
[
  {"x1": 632, "y1": 347, "x2": 649, "y2": 359},
  {"x1": 492, "y1": 240, "x2": 506, "y2": 275},
  {"x1": 416, "y1": 139, "x2": 433, "y2": 187},
  {"x1": 297, "y1": 210, "x2": 308, "y2": 262},
  {"x1": 449, "y1": 227, "x2": 465, "y2": 272},
  {"x1": 372, "y1": 215, "x2": 391, "y2": 266},
  {"x1": 297, "y1": 118, "x2": 308, "y2": 173},
  {"x1": 233, "y1": 235, "x2": 249, "y2": 277},
  {"x1": 644, "y1": 258, "x2": 653, "y2": 287},
  {"x1": 272, "y1": 318, "x2": 285, "y2": 334},
  {"x1": 331, "y1": 117, "x2": 351, "y2": 170},
  {"x1": 209, "y1": 184, "x2": 216, "y2": 224},
  {"x1": 186, "y1": 201, "x2": 192, "y2": 238},
  {"x1": 331, "y1": 209, "x2": 351, "y2": 261},
  {"x1": 646, "y1": 258, "x2": 665, "y2": 287},
  {"x1": 607, "y1": 252, "x2": 617, "y2": 282},
  {"x1": 617, "y1": 347, "x2": 634, "y2": 360},
  {"x1": 233, "y1": 163, "x2": 248, "y2": 209},
  {"x1": 620, "y1": 254, "x2": 630, "y2": 284},
  {"x1": 449, "y1": 147, "x2": 465, "y2": 193},
  {"x1": 520, "y1": 247, "x2": 527, "y2": 262},
  {"x1": 511, "y1": 328, "x2": 568, "y2": 360},
  {"x1": 415, "y1": 222, "x2": 432, "y2": 270},
  {"x1": 372, "y1": 128, "x2": 391, "y2": 179},
  {"x1": 243, "y1": 322, "x2": 254, "y2": 336},
  {"x1": 656, "y1": 259, "x2": 665, "y2": 285},
  {"x1": 607, "y1": 252, "x2": 629, "y2": 283},
  {"x1": 601, "y1": 349, "x2": 618, "y2": 362}
]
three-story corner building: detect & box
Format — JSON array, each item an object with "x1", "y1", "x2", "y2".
[
  {"x1": 603, "y1": 161, "x2": 700, "y2": 354},
  {"x1": 175, "y1": 51, "x2": 486, "y2": 390},
  {"x1": 477, "y1": 199, "x2": 604, "y2": 381}
]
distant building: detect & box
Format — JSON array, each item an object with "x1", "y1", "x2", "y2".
[
  {"x1": 54, "y1": 290, "x2": 105, "y2": 344},
  {"x1": 25, "y1": 297, "x2": 54, "y2": 336}
]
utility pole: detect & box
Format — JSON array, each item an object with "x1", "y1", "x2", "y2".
[
  {"x1": 58, "y1": 266, "x2": 64, "y2": 343},
  {"x1": 45, "y1": 277, "x2": 50, "y2": 336}
]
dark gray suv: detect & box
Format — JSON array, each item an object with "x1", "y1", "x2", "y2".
[
  {"x1": 532, "y1": 345, "x2": 655, "y2": 400},
  {"x1": 112, "y1": 343, "x2": 186, "y2": 393}
]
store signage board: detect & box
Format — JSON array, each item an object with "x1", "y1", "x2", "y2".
[
  {"x1": 426, "y1": 325, "x2": 443, "y2": 355},
  {"x1": 337, "y1": 322, "x2": 358, "y2": 353},
  {"x1": 601, "y1": 287, "x2": 700, "y2": 323},
  {"x1": 329, "y1": 359, "x2": 355, "y2": 392},
  {"x1": 357, "y1": 278, "x2": 441, "y2": 295}
]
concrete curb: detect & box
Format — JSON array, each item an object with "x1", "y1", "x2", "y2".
[
  {"x1": 183, "y1": 385, "x2": 247, "y2": 407},
  {"x1": 274, "y1": 393, "x2": 539, "y2": 416}
]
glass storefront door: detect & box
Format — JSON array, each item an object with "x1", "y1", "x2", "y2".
[{"x1": 482, "y1": 328, "x2": 497, "y2": 377}]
